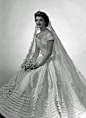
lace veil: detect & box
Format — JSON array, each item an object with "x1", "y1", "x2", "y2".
[{"x1": 20, "y1": 20, "x2": 86, "y2": 109}]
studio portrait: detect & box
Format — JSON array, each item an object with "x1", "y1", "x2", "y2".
[{"x1": 0, "y1": 0, "x2": 86, "y2": 118}]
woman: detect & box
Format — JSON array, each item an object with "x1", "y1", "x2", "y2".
[{"x1": 0, "y1": 11, "x2": 86, "y2": 118}]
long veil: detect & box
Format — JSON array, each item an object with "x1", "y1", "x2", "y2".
[
  {"x1": 1, "y1": 16, "x2": 86, "y2": 118},
  {"x1": 20, "y1": 21, "x2": 86, "y2": 111},
  {"x1": 47, "y1": 21, "x2": 86, "y2": 110}
]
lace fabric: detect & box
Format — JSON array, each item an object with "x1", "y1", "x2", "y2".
[{"x1": 0, "y1": 21, "x2": 86, "y2": 118}]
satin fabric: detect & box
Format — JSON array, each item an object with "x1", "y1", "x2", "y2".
[{"x1": 0, "y1": 32, "x2": 86, "y2": 118}]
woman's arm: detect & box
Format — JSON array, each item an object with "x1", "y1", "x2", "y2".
[
  {"x1": 21, "y1": 40, "x2": 40, "y2": 70},
  {"x1": 24, "y1": 43, "x2": 40, "y2": 70},
  {"x1": 31, "y1": 43, "x2": 40, "y2": 60}
]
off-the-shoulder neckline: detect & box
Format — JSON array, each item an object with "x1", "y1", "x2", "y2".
[{"x1": 35, "y1": 32, "x2": 50, "y2": 41}]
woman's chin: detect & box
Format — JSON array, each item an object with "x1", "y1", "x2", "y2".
[{"x1": 37, "y1": 25, "x2": 42, "y2": 28}]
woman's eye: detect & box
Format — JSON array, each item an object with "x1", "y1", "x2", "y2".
[
  {"x1": 40, "y1": 19, "x2": 43, "y2": 21},
  {"x1": 35, "y1": 19, "x2": 43, "y2": 22}
]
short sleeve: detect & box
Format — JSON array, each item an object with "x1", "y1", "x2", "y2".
[{"x1": 46, "y1": 32, "x2": 54, "y2": 41}]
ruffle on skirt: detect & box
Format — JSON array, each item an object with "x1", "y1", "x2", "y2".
[{"x1": 0, "y1": 54, "x2": 86, "y2": 118}]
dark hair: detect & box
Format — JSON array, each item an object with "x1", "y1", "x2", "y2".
[{"x1": 34, "y1": 11, "x2": 49, "y2": 27}]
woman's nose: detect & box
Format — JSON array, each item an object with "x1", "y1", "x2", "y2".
[{"x1": 37, "y1": 21, "x2": 41, "y2": 25}]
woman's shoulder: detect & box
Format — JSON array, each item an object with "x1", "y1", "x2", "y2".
[
  {"x1": 46, "y1": 29, "x2": 54, "y2": 41},
  {"x1": 46, "y1": 29, "x2": 53, "y2": 35}
]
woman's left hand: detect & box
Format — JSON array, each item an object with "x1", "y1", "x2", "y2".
[{"x1": 30, "y1": 63, "x2": 39, "y2": 70}]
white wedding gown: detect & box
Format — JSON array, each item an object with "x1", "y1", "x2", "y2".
[{"x1": 0, "y1": 32, "x2": 86, "y2": 118}]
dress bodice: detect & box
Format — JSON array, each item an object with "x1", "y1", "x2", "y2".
[{"x1": 35, "y1": 32, "x2": 54, "y2": 56}]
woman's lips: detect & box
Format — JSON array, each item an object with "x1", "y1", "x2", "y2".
[{"x1": 38, "y1": 24, "x2": 41, "y2": 26}]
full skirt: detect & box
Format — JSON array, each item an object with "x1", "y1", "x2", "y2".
[{"x1": 0, "y1": 55, "x2": 86, "y2": 118}]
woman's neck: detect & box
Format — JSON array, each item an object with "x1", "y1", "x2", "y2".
[{"x1": 40, "y1": 26, "x2": 47, "y2": 32}]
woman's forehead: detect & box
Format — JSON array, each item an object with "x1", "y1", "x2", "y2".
[{"x1": 35, "y1": 16, "x2": 44, "y2": 20}]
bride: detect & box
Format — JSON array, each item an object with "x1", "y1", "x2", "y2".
[{"x1": 0, "y1": 11, "x2": 86, "y2": 118}]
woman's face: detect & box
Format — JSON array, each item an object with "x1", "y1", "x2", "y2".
[{"x1": 35, "y1": 16, "x2": 46, "y2": 28}]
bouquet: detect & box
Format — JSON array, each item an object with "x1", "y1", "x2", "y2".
[{"x1": 21, "y1": 58, "x2": 37, "y2": 71}]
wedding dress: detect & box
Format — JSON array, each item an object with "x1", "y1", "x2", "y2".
[{"x1": 0, "y1": 21, "x2": 86, "y2": 118}]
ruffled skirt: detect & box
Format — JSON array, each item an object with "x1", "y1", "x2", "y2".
[{"x1": 0, "y1": 55, "x2": 86, "y2": 118}]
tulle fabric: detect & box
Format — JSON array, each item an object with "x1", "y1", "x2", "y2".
[
  {"x1": 0, "y1": 54, "x2": 86, "y2": 118},
  {"x1": 0, "y1": 21, "x2": 86, "y2": 118}
]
